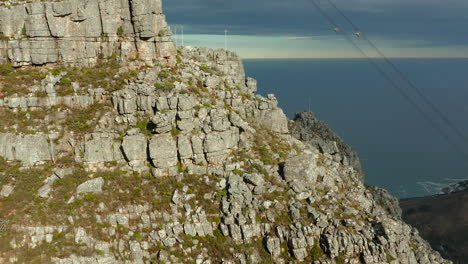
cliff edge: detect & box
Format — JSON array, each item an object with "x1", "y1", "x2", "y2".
[
  {"x1": 0, "y1": 0, "x2": 176, "y2": 67},
  {"x1": 0, "y1": 0, "x2": 451, "y2": 263}
]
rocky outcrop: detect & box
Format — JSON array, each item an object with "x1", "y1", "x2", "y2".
[
  {"x1": 367, "y1": 185, "x2": 402, "y2": 219},
  {"x1": 0, "y1": 133, "x2": 54, "y2": 165},
  {"x1": 0, "y1": 0, "x2": 176, "y2": 66},
  {"x1": 0, "y1": 7, "x2": 450, "y2": 262},
  {"x1": 76, "y1": 177, "x2": 104, "y2": 194},
  {"x1": 289, "y1": 111, "x2": 363, "y2": 180}
]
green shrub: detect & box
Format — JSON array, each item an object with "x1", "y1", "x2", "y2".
[
  {"x1": 0, "y1": 63, "x2": 13, "y2": 75},
  {"x1": 214, "y1": 189, "x2": 227, "y2": 201},
  {"x1": 158, "y1": 70, "x2": 170, "y2": 79},
  {"x1": 133, "y1": 120, "x2": 153, "y2": 136},
  {"x1": 63, "y1": 103, "x2": 107, "y2": 134},
  {"x1": 134, "y1": 232, "x2": 143, "y2": 241},
  {"x1": 310, "y1": 242, "x2": 325, "y2": 260},
  {"x1": 171, "y1": 127, "x2": 181, "y2": 138},
  {"x1": 116, "y1": 26, "x2": 124, "y2": 36},
  {"x1": 154, "y1": 81, "x2": 175, "y2": 90},
  {"x1": 0, "y1": 33, "x2": 9, "y2": 40}
]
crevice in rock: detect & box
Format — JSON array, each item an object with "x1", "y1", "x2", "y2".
[{"x1": 127, "y1": 0, "x2": 139, "y2": 55}]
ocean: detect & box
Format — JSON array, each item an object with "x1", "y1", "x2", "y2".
[{"x1": 243, "y1": 58, "x2": 468, "y2": 198}]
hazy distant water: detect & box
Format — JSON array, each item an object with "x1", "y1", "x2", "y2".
[{"x1": 243, "y1": 58, "x2": 468, "y2": 198}]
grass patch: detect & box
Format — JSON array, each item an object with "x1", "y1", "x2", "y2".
[
  {"x1": 0, "y1": 60, "x2": 139, "y2": 98},
  {"x1": 0, "y1": 65, "x2": 47, "y2": 97},
  {"x1": 63, "y1": 103, "x2": 109, "y2": 135},
  {"x1": 154, "y1": 81, "x2": 175, "y2": 91}
]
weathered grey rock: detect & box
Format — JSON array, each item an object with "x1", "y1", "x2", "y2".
[
  {"x1": 243, "y1": 173, "x2": 264, "y2": 187},
  {"x1": 177, "y1": 118, "x2": 195, "y2": 132},
  {"x1": 204, "y1": 127, "x2": 239, "y2": 164},
  {"x1": 0, "y1": 0, "x2": 176, "y2": 66},
  {"x1": 129, "y1": 240, "x2": 144, "y2": 264},
  {"x1": 256, "y1": 108, "x2": 289, "y2": 134},
  {"x1": 289, "y1": 111, "x2": 363, "y2": 179},
  {"x1": 171, "y1": 189, "x2": 182, "y2": 205},
  {"x1": 265, "y1": 236, "x2": 281, "y2": 257},
  {"x1": 0, "y1": 184, "x2": 14, "y2": 197},
  {"x1": 112, "y1": 89, "x2": 137, "y2": 115},
  {"x1": 229, "y1": 111, "x2": 253, "y2": 132},
  {"x1": 210, "y1": 108, "x2": 231, "y2": 132},
  {"x1": 151, "y1": 111, "x2": 176, "y2": 134},
  {"x1": 37, "y1": 183, "x2": 53, "y2": 198},
  {"x1": 183, "y1": 222, "x2": 197, "y2": 237},
  {"x1": 177, "y1": 134, "x2": 193, "y2": 160},
  {"x1": 76, "y1": 177, "x2": 104, "y2": 194},
  {"x1": 177, "y1": 94, "x2": 197, "y2": 111},
  {"x1": 246, "y1": 77, "x2": 258, "y2": 93},
  {"x1": 367, "y1": 185, "x2": 402, "y2": 219},
  {"x1": 0, "y1": 26, "x2": 452, "y2": 264},
  {"x1": 121, "y1": 134, "x2": 147, "y2": 162},
  {"x1": 148, "y1": 134, "x2": 177, "y2": 168},
  {"x1": 83, "y1": 135, "x2": 122, "y2": 163},
  {"x1": 282, "y1": 153, "x2": 319, "y2": 185},
  {"x1": 0, "y1": 133, "x2": 53, "y2": 164},
  {"x1": 54, "y1": 168, "x2": 73, "y2": 179}
]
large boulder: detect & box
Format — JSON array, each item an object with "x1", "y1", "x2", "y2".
[
  {"x1": 148, "y1": 134, "x2": 177, "y2": 168},
  {"x1": 121, "y1": 134, "x2": 147, "y2": 162},
  {"x1": 256, "y1": 108, "x2": 289, "y2": 134},
  {"x1": 0, "y1": 133, "x2": 53, "y2": 164},
  {"x1": 282, "y1": 153, "x2": 319, "y2": 186},
  {"x1": 76, "y1": 177, "x2": 104, "y2": 194},
  {"x1": 83, "y1": 135, "x2": 122, "y2": 163},
  {"x1": 203, "y1": 127, "x2": 239, "y2": 164}
]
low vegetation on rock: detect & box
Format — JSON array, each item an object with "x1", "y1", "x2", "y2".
[{"x1": 0, "y1": 0, "x2": 453, "y2": 263}]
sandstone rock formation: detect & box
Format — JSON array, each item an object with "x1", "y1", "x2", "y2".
[
  {"x1": 0, "y1": 0, "x2": 176, "y2": 66},
  {"x1": 289, "y1": 111, "x2": 363, "y2": 179},
  {"x1": 0, "y1": 0, "x2": 452, "y2": 263}
]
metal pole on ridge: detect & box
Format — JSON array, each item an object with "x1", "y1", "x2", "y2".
[
  {"x1": 181, "y1": 25, "x2": 184, "y2": 46},
  {"x1": 225, "y1": 29, "x2": 228, "y2": 50}
]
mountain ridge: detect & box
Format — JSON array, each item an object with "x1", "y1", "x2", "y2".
[{"x1": 0, "y1": 0, "x2": 452, "y2": 263}]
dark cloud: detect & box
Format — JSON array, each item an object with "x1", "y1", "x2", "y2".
[{"x1": 163, "y1": 0, "x2": 468, "y2": 45}]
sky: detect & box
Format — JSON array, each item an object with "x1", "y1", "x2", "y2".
[{"x1": 163, "y1": 0, "x2": 468, "y2": 58}]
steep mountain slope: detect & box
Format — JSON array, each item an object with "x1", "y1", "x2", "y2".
[
  {"x1": 0, "y1": 0, "x2": 451, "y2": 263},
  {"x1": 400, "y1": 191, "x2": 468, "y2": 264}
]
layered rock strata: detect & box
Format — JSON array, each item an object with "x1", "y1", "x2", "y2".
[
  {"x1": 0, "y1": 1, "x2": 452, "y2": 263},
  {"x1": 0, "y1": 45, "x2": 450, "y2": 264},
  {"x1": 0, "y1": 0, "x2": 176, "y2": 66}
]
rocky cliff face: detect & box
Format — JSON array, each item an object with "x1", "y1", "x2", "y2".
[
  {"x1": 0, "y1": 1, "x2": 452, "y2": 263},
  {"x1": 0, "y1": 0, "x2": 176, "y2": 67},
  {"x1": 289, "y1": 111, "x2": 363, "y2": 181}
]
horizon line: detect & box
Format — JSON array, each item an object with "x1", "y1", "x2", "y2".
[{"x1": 241, "y1": 56, "x2": 468, "y2": 60}]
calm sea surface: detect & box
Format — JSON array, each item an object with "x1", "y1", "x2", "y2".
[{"x1": 243, "y1": 58, "x2": 468, "y2": 198}]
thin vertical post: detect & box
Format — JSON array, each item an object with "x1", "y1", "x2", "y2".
[
  {"x1": 224, "y1": 29, "x2": 228, "y2": 50},
  {"x1": 174, "y1": 25, "x2": 177, "y2": 47},
  {"x1": 181, "y1": 25, "x2": 184, "y2": 46}
]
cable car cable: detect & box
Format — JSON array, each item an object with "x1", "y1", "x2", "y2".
[
  {"x1": 307, "y1": 0, "x2": 468, "y2": 161},
  {"x1": 325, "y1": 0, "x2": 468, "y2": 146}
]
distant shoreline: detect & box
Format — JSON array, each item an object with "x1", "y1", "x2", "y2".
[{"x1": 243, "y1": 57, "x2": 468, "y2": 60}]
